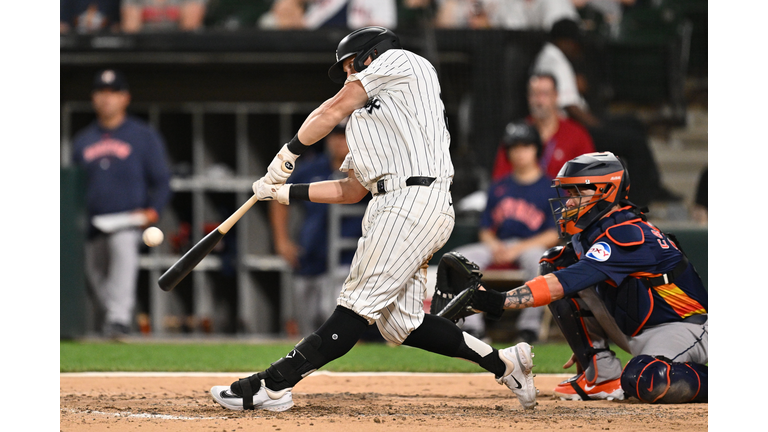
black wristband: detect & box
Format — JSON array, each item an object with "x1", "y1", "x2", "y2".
[
  {"x1": 289, "y1": 183, "x2": 311, "y2": 202},
  {"x1": 286, "y1": 134, "x2": 308, "y2": 155},
  {"x1": 472, "y1": 288, "x2": 506, "y2": 321}
]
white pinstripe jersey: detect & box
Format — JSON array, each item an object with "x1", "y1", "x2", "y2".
[{"x1": 340, "y1": 49, "x2": 454, "y2": 190}]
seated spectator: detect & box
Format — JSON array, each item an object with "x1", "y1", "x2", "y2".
[
  {"x1": 121, "y1": 0, "x2": 208, "y2": 33},
  {"x1": 259, "y1": 0, "x2": 397, "y2": 30},
  {"x1": 204, "y1": 0, "x2": 274, "y2": 30},
  {"x1": 454, "y1": 121, "x2": 560, "y2": 343},
  {"x1": 491, "y1": 73, "x2": 595, "y2": 182},
  {"x1": 436, "y1": 0, "x2": 579, "y2": 30},
  {"x1": 61, "y1": 0, "x2": 121, "y2": 34},
  {"x1": 571, "y1": 0, "x2": 636, "y2": 36},
  {"x1": 531, "y1": 17, "x2": 679, "y2": 207}
]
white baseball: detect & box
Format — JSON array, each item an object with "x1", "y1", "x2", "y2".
[{"x1": 142, "y1": 226, "x2": 164, "y2": 247}]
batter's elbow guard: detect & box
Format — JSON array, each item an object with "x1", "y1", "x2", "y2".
[{"x1": 620, "y1": 355, "x2": 708, "y2": 404}]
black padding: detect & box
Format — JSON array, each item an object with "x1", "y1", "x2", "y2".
[{"x1": 548, "y1": 297, "x2": 601, "y2": 371}]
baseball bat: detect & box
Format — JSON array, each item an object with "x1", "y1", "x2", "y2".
[{"x1": 158, "y1": 194, "x2": 260, "y2": 292}]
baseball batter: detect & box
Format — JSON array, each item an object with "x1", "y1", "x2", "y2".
[{"x1": 211, "y1": 26, "x2": 537, "y2": 412}]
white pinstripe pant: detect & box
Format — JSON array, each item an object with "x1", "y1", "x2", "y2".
[{"x1": 337, "y1": 182, "x2": 455, "y2": 344}]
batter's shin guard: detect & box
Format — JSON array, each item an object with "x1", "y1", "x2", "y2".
[
  {"x1": 621, "y1": 355, "x2": 708, "y2": 403},
  {"x1": 548, "y1": 297, "x2": 606, "y2": 384},
  {"x1": 235, "y1": 306, "x2": 369, "y2": 394}
]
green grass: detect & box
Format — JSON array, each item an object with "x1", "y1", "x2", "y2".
[{"x1": 60, "y1": 340, "x2": 634, "y2": 374}]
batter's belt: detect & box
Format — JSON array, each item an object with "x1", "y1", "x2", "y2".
[{"x1": 373, "y1": 176, "x2": 452, "y2": 195}]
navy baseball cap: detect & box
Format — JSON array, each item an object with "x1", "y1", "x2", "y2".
[{"x1": 93, "y1": 69, "x2": 129, "y2": 91}]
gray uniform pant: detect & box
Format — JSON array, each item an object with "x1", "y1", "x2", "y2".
[
  {"x1": 84, "y1": 229, "x2": 141, "y2": 331},
  {"x1": 453, "y1": 239, "x2": 547, "y2": 336},
  {"x1": 576, "y1": 287, "x2": 709, "y2": 383}
]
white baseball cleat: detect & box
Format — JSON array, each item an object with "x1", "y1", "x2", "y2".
[
  {"x1": 210, "y1": 379, "x2": 294, "y2": 412},
  {"x1": 497, "y1": 342, "x2": 538, "y2": 409}
]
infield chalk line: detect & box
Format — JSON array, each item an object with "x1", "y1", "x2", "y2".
[
  {"x1": 61, "y1": 408, "x2": 229, "y2": 421},
  {"x1": 62, "y1": 371, "x2": 574, "y2": 378}
]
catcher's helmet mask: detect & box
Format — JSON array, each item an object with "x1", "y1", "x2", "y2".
[
  {"x1": 328, "y1": 26, "x2": 402, "y2": 84},
  {"x1": 549, "y1": 152, "x2": 631, "y2": 237}
]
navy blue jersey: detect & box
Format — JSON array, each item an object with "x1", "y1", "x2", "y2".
[
  {"x1": 553, "y1": 207, "x2": 708, "y2": 336},
  {"x1": 72, "y1": 116, "x2": 172, "y2": 218},
  {"x1": 479, "y1": 174, "x2": 557, "y2": 239},
  {"x1": 289, "y1": 153, "x2": 367, "y2": 276}
]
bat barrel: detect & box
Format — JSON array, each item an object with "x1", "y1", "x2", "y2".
[{"x1": 158, "y1": 229, "x2": 225, "y2": 291}]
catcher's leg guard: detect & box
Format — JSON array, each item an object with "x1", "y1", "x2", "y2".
[
  {"x1": 621, "y1": 355, "x2": 708, "y2": 403},
  {"x1": 548, "y1": 296, "x2": 608, "y2": 384}
]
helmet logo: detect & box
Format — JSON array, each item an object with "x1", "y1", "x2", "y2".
[
  {"x1": 611, "y1": 176, "x2": 621, "y2": 180},
  {"x1": 585, "y1": 242, "x2": 612, "y2": 262},
  {"x1": 585, "y1": 180, "x2": 591, "y2": 184}
]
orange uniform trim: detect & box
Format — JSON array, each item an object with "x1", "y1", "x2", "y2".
[
  {"x1": 631, "y1": 287, "x2": 654, "y2": 337},
  {"x1": 653, "y1": 283, "x2": 707, "y2": 318},
  {"x1": 526, "y1": 275, "x2": 551, "y2": 307},
  {"x1": 592, "y1": 218, "x2": 645, "y2": 245}
]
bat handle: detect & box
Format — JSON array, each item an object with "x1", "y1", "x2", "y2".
[{"x1": 219, "y1": 194, "x2": 260, "y2": 234}]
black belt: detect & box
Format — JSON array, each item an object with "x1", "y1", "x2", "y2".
[
  {"x1": 376, "y1": 176, "x2": 439, "y2": 194},
  {"x1": 682, "y1": 314, "x2": 707, "y2": 325},
  {"x1": 640, "y1": 256, "x2": 689, "y2": 288}
]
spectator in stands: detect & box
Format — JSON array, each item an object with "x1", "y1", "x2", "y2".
[
  {"x1": 454, "y1": 121, "x2": 560, "y2": 343},
  {"x1": 72, "y1": 69, "x2": 172, "y2": 339},
  {"x1": 532, "y1": 17, "x2": 679, "y2": 207},
  {"x1": 436, "y1": 0, "x2": 579, "y2": 30},
  {"x1": 259, "y1": 0, "x2": 397, "y2": 30},
  {"x1": 204, "y1": 0, "x2": 274, "y2": 30},
  {"x1": 491, "y1": 73, "x2": 595, "y2": 182},
  {"x1": 121, "y1": 0, "x2": 208, "y2": 33},
  {"x1": 61, "y1": 0, "x2": 122, "y2": 34},
  {"x1": 268, "y1": 120, "x2": 370, "y2": 336},
  {"x1": 571, "y1": 0, "x2": 636, "y2": 36}
]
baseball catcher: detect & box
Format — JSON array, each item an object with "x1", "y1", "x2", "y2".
[{"x1": 434, "y1": 152, "x2": 708, "y2": 404}]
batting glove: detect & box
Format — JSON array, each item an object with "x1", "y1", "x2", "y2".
[
  {"x1": 265, "y1": 144, "x2": 299, "y2": 185},
  {"x1": 252, "y1": 178, "x2": 291, "y2": 205},
  {"x1": 253, "y1": 178, "x2": 282, "y2": 201}
]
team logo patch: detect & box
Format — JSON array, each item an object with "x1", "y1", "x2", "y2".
[{"x1": 586, "y1": 242, "x2": 612, "y2": 262}]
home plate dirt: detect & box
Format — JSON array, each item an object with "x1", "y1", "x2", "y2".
[{"x1": 60, "y1": 372, "x2": 707, "y2": 431}]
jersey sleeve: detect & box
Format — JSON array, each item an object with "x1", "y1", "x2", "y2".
[
  {"x1": 347, "y1": 50, "x2": 413, "y2": 98},
  {"x1": 339, "y1": 153, "x2": 354, "y2": 173},
  {"x1": 576, "y1": 237, "x2": 652, "y2": 287}
]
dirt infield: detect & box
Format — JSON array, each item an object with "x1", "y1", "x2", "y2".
[{"x1": 60, "y1": 372, "x2": 708, "y2": 431}]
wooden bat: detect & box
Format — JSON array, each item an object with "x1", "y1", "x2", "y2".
[{"x1": 158, "y1": 194, "x2": 260, "y2": 292}]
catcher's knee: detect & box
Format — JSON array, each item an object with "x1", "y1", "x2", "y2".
[
  {"x1": 621, "y1": 355, "x2": 708, "y2": 403},
  {"x1": 539, "y1": 243, "x2": 578, "y2": 275}
]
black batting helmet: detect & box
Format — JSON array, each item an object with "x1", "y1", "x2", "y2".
[
  {"x1": 549, "y1": 152, "x2": 631, "y2": 236},
  {"x1": 501, "y1": 121, "x2": 542, "y2": 159},
  {"x1": 328, "y1": 26, "x2": 402, "y2": 84}
]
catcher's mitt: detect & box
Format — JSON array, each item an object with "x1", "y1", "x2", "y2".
[{"x1": 429, "y1": 252, "x2": 483, "y2": 322}]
